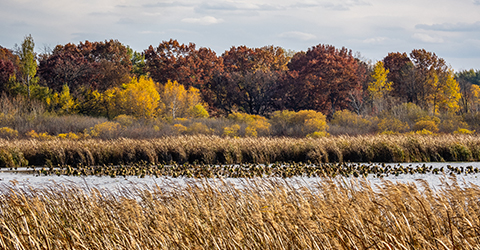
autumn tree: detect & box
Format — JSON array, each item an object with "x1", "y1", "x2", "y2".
[
  {"x1": 78, "y1": 39, "x2": 132, "y2": 91},
  {"x1": 207, "y1": 45, "x2": 290, "y2": 115},
  {"x1": 222, "y1": 45, "x2": 290, "y2": 73},
  {"x1": 409, "y1": 49, "x2": 450, "y2": 110},
  {"x1": 0, "y1": 59, "x2": 15, "y2": 92},
  {"x1": 159, "y1": 80, "x2": 208, "y2": 120},
  {"x1": 285, "y1": 44, "x2": 361, "y2": 117},
  {"x1": 383, "y1": 52, "x2": 414, "y2": 102},
  {"x1": 368, "y1": 61, "x2": 393, "y2": 113},
  {"x1": 97, "y1": 76, "x2": 161, "y2": 119},
  {"x1": 39, "y1": 40, "x2": 132, "y2": 94},
  {"x1": 38, "y1": 44, "x2": 94, "y2": 94},
  {"x1": 144, "y1": 39, "x2": 223, "y2": 97},
  {"x1": 16, "y1": 34, "x2": 37, "y2": 98},
  {"x1": 456, "y1": 69, "x2": 480, "y2": 113}
]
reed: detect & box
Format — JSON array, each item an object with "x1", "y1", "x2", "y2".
[
  {"x1": 0, "y1": 177, "x2": 478, "y2": 249},
  {"x1": 1, "y1": 134, "x2": 480, "y2": 168}
]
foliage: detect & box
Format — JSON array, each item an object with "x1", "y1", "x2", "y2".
[
  {"x1": 17, "y1": 34, "x2": 37, "y2": 97},
  {"x1": 330, "y1": 109, "x2": 372, "y2": 132},
  {"x1": 286, "y1": 44, "x2": 361, "y2": 117},
  {"x1": 270, "y1": 110, "x2": 328, "y2": 137},
  {"x1": 223, "y1": 124, "x2": 241, "y2": 137},
  {"x1": 0, "y1": 127, "x2": 18, "y2": 138},
  {"x1": 454, "y1": 128, "x2": 475, "y2": 134},
  {"x1": 50, "y1": 84, "x2": 77, "y2": 114},
  {"x1": 413, "y1": 118, "x2": 439, "y2": 133},
  {"x1": 368, "y1": 61, "x2": 393, "y2": 113},
  {"x1": 26, "y1": 130, "x2": 55, "y2": 140},
  {"x1": 88, "y1": 121, "x2": 121, "y2": 139},
  {"x1": 160, "y1": 80, "x2": 208, "y2": 120},
  {"x1": 228, "y1": 112, "x2": 271, "y2": 137},
  {"x1": 105, "y1": 76, "x2": 161, "y2": 119},
  {"x1": 378, "y1": 117, "x2": 409, "y2": 133},
  {"x1": 57, "y1": 132, "x2": 80, "y2": 140}
]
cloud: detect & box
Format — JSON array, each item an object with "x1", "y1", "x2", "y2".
[
  {"x1": 279, "y1": 31, "x2": 316, "y2": 41},
  {"x1": 143, "y1": 2, "x2": 192, "y2": 8},
  {"x1": 412, "y1": 33, "x2": 444, "y2": 43},
  {"x1": 416, "y1": 22, "x2": 480, "y2": 32},
  {"x1": 181, "y1": 16, "x2": 223, "y2": 25},
  {"x1": 362, "y1": 37, "x2": 388, "y2": 44},
  {"x1": 196, "y1": 2, "x2": 278, "y2": 12},
  {"x1": 474, "y1": 0, "x2": 480, "y2": 5}
]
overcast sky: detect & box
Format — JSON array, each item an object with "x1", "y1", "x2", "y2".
[{"x1": 1, "y1": 0, "x2": 480, "y2": 71}]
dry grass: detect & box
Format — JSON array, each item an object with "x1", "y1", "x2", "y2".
[
  {"x1": 0, "y1": 178, "x2": 479, "y2": 249},
  {"x1": 1, "y1": 134, "x2": 480, "y2": 168}
]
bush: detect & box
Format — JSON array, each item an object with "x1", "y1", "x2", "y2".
[
  {"x1": 0, "y1": 127, "x2": 18, "y2": 139},
  {"x1": 187, "y1": 122, "x2": 213, "y2": 135},
  {"x1": 329, "y1": 110, "x2": 373, "y2": 135},
  {"x1": 454, "y1": 128, "x2": 475, "y2": 134},
  {"x1": 223, "y1": 124, "x2": 241, "y2": 137},
  {"x1": 378, "y1": 117, "x2": 409, "y2": 133},
  {"x1": 413, "y1": 116, "x2": 440, "y2": 133},
  {"x1": 26, "y1": 130, "x2": 55, "y2": 140},
  {"x1": 113, "y1": 115, "x2": 137, "y2": 127},
  {"x1": 228, "y1": 112, "x2": 271, "y2": 137},
  {"x1": 88, "y1": 121, "x2": 122, "y2": 139},
  {"x1": 389, "y1": 102, "x2": 427, "y2": 127},
  {"x1": 270, "y1": 110, "x2": 328, "y2": 137},
  {"x1": 439, "y1": 114, "x2": 469, "y2": 133}
]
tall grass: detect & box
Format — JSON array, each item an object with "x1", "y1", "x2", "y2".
[
  {"x1": 1, "y1": 134, "x2": 480, "y2": 167},
  {"x1": 0, "y1": 178, "x2": 479, "y2": 249}
]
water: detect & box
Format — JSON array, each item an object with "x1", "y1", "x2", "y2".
[{"x1": 1, "y1": 162, "x2": 479, "y2": 192}]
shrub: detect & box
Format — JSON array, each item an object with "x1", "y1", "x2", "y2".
[
  {"x1": 390, "y1": 102, "x2": 427, "y2": 127},
  {"x1": 223, "y1": 124, "x2": 241, "y2": 137},
  {"x1": 173, "y1": 124, "x2": 188, "y2": 134},
  {"x1": 26, "y1": 130, "x2": 55, "y2": 140},
  {"x1": 329, "y1": 110, "x2": 373, "y2": 135},
  {"x1": 189, "y1": 104, "x2": 209, "y2": 118},
  {"x1": 413, "y1": 116, "x2": 440, "y2": 133},
  {"x1": 378, "y1": 117, "x2": 409, "y2": 133},
  {"x1": 0, "y1": 127, "x2": 18, "y2": 138},
  {"x1": 415, "y1": 129, "x2": 434, "y2": 135},
  {"x1": 270, "y1": 110, "x2": 328, "y2": 137},
  {"x1": 439, "y1": 114, "x2": 469, "y2": 133},
  {"x1": 57, "y1": 132, "x2": 80, "y2": 140},
  {"x1": 454, "y1": 128, "x2": 475, "y2": 134},
  {"x1": 187, "y1": 122, "x2": 213, "y2": 135},
  {"x1": 228, "y1": 112, "x2": 271, "y2": 137},
  {"x1": 113, "y1": 115, "x2": 137, "y2": 127},
  {"x1": 88, "y1": 121, "x2": 122, "y2": 139}
]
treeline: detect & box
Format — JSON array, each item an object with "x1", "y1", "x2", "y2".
[{"x1": 0, "y1": 35, "x2": 480, "y2": 137}]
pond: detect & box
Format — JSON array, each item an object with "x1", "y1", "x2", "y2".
[{"x1": 1, "y1": 162, "x2": 480, "y2": 192}]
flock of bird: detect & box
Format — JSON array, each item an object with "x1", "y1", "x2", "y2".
[{"x1": 17, "y1": 162, "x2": 480, "y2": 178}]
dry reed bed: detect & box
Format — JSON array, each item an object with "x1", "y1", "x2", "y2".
[
  {"x1": 1, "y1": 134, "x2": 480, "y2": 168},
  {"x1": 0, "y1": 178, "x2": 479, "y2": 249}
]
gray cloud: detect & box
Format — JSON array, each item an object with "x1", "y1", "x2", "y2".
[
  {"x1": 416, "y1": 22, "x2": 480, "y2": 32},
  {"x1": 474, "y1": 0, "x2": 480, "y2": 5}
]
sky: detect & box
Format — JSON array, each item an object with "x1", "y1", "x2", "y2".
[{"x1": 1, "y1": 0, "x2": 480, "y2": 71}]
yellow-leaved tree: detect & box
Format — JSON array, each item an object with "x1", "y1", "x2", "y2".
[
  {"x1": 438, "y1": 71, "x2": 461, "y2": 114},
  {"x1": 471, "y1": 84, "x2": 480, "y2": 112},
  {"x1": 368, "y1": 61, "x2": 393, "y2": 113},
  {"x1": 427, "y1": 70, "x2": 461, "y2": 115},
  {"x1": 160, "y1": 80, "x2": 209, "y2": 120},
  {"x1": 104, "y1": 76, "x2": 161, "y2": 119},
  {"x1": 50, "y1": 84, "x2": 77, "y2": 114}
]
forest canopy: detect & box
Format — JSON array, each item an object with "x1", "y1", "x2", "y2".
[{"x1": 0, "y1": 35, "x2": 479, "y2": 138}]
